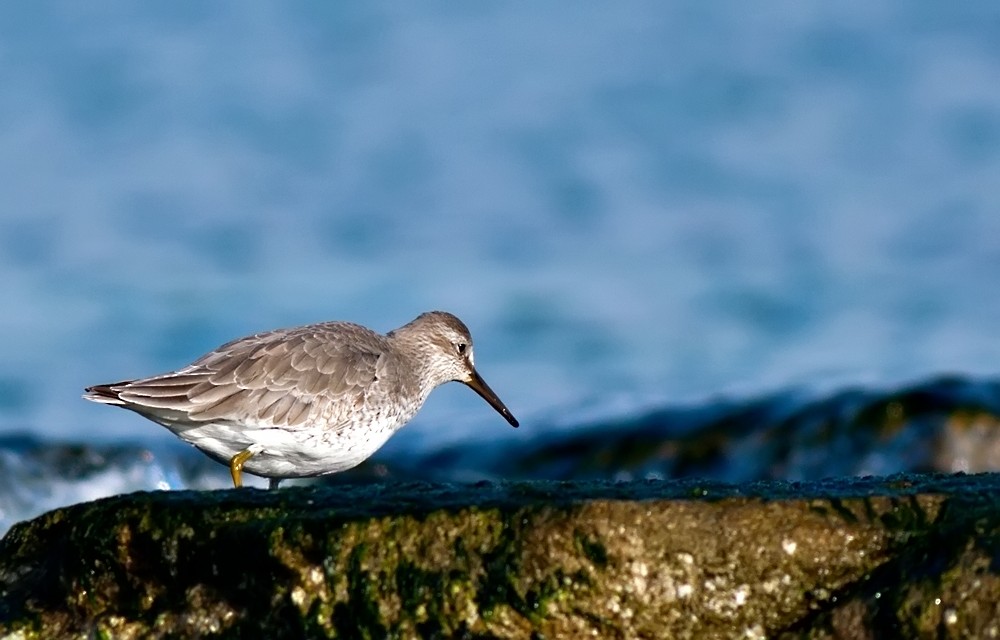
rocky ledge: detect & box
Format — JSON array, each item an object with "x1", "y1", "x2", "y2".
[{"x1": 1, "y1": 474, "x2": 999, "y2": 639}]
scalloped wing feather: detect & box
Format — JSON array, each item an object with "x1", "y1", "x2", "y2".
[{"x1": 114, "y1": 323, "x2": 386, "y2": 431}]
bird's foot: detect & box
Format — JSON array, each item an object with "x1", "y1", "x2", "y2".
[{"x1": 229, "y1": 445, "x2": 263, "y2": 488}]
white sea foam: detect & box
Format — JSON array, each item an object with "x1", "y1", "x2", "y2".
[{"x1": 0, "y1": 441, "x2": 260, "y2": 536}]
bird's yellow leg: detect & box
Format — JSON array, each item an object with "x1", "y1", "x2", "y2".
[{"x1": 229, "y1": 448, "x2": 257, "y2": 488}]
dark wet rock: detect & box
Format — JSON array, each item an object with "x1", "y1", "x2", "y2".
[
  {"x1": 377, "y1": 375, "x2": 1000, "y2": 484},
  {"x1": 2, "y1": 474, "x2": 1000, "y2": 638}
]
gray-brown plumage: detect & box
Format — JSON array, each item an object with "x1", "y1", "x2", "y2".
[{"x1": 84, "y1": 311, "x2": 518, "y2": 488}]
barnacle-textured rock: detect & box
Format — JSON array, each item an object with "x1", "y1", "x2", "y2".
[{"x1": 1, "y1": 475, "x2": 998, "y2": 639}]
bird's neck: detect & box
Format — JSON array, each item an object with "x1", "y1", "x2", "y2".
[{"x1": 386, "y1": 331, "x2": 450, "y2": 397}]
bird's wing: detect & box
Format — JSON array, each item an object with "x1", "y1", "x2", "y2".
[{"x1": 115, "y1": 324, "x2": 385, "y2": 430}]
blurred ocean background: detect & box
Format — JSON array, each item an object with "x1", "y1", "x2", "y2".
[{"x1": 2, "y1": 2, "x2": 1000, "y2": 533}]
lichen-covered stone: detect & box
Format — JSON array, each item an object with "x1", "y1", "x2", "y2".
[{"x1": 1, "y1": 475, "x2": 999, "y2": 638}]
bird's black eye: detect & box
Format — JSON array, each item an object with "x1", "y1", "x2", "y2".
[{"x1": 456, "y1": 342, "x2": 467, "y2": 356}]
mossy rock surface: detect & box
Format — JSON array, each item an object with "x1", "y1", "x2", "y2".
[{"x1": 1, "y1": 475, "x2": 999, "y2": 639}]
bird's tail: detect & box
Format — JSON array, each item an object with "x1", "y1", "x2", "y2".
[{"x1": 82, "y1": 381, "x2": 133, "y2": 405}]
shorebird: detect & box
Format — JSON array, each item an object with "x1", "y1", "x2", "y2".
[{"x1": 84, "y1": 311, "x2": 518, "y2": 489}]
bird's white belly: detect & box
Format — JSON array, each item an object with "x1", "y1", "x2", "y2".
[{"x1": 176, "y1": 417, "x2": 402, "y2": 479}]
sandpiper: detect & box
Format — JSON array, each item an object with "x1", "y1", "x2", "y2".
[{"x1": 84, "y1": 311, "x2": 518, "y2": 489}]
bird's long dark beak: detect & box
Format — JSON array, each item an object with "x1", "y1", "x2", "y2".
[{"x1": 465, "y1": 369, "x2": 519, "y2": 427}]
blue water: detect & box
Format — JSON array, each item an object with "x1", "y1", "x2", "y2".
[{"x1": 1, "y1": 3, "x2": 1000, "y2": 487}]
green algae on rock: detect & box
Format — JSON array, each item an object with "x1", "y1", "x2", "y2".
[{"x1": 1, "y1": 475, "x2": 999, "y2": 638}]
